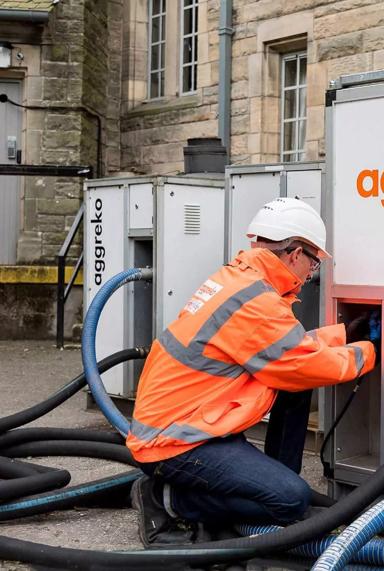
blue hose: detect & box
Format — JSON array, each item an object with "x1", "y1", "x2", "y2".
[
  {"x1": 311, "y1": 498, "x2": 384, "y2": 570},
  {"x1": 81, "y1": 268, "x2": 153, "y2": 437},
  {"x1": 238, "y1": 521, "x2": 384, "y2": 567}
]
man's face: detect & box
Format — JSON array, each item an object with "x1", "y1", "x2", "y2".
[{"x1": 283, "y1": 244, "x2": 321, "y2": 293}]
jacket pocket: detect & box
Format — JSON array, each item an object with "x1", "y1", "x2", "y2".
[{"x1": 201, "y1": 400, "x2": 242, "y2": 424}]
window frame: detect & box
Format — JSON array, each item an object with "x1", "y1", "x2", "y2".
[
  {"x1": 179, "y1": 0, "x2": 199, "y2": 96},
  {"x1": 280, "y1": 51, "x2": 307, "y2": 162},
  {"x1": 148, "y1": 0, "x2": 167, "y2": 100}
]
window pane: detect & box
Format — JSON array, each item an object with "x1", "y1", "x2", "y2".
[
  {"x1": 151, "y1": 44, "x2": 159, "y2": 71},
  {"x1": 150, "y1": 72, "x2": 159, "y2": 98},
  {"x1": 184, "y1": 7, "x2": 193, "y2": 35},
  {"x1": 284, "y1": 89, "x2": 296, "y2": 119},
  {"x1": 184, "y1": 37, "x2": 193, "y2": 65},
  {"x1": 162, "y1": 15, "x2": 166, "y2": 40},
  {"x1": 298, "y1": 119, "x2": 306, "y2": 149},
  {"x1": 298, "y1": 152, "x2": 306, "y2": 161},
  {"x1": 194, "y1": 5, "x2": 199, "y2": 33},
  {"x1": 183, "y1": 65, "x2": 192, "y2": 92},
  {"x1": 284, "y1": 59, "x2": 297, "y2": 87},
  {"x1": 299, "y1": 87, "x2": 306, "y2": 117},
  {"x1": 160, "y1": 44, "x2": 165, "y2": 68},
  {"x1": 181, "y1": 1, "x2": 198, "y2": 94},
  {"x1": 152, "y1": 16, "x2": 160, "y2": 43},
  {"x1": 152, "y1": 0, "x2": 161, "y2": 15},
  {"x1": 283, "y1": 152, "x2": 296, "y2": 163},
  {"x1": 160, "y1": 71, "x2": 165, "y2": 97},
  {"x1": 284, "y1": 121, "x2": 296, "y2": 152},
  {"x1": 299, "y1": 57, "x2": 307, "y2": 84},
  {"x1": 163, "y1": 0, "x2": 166, "y2": 11}
]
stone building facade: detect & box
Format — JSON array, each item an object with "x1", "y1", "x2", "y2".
[
  {"x1": 0, "y1": 0, "x2": 124, "y2": 337},
  {"x1": 1, "y1": 0, "x2": 384, "y2": 338},
  {"x1": 123, "y1": 0, "x2": 384, "y2": 172}
]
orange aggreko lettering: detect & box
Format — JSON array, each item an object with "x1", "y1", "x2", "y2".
[{"x1": 357, "y1": 169, "x2": 379, "y2": 197}]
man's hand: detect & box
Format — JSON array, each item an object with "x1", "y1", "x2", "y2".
[
  {"x1": 346, "y1": 311, "x2": 381, "y2": 367},
  {"x1": 346, "y1": 313, "x2": 370, "y2": 344}
]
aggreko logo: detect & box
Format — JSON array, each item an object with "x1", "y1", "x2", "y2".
[{"x1": 356, "y1": 169, "x2": 384, "y2": 206}]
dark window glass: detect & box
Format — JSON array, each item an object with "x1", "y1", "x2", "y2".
[
  {"x1": 183, "y1": 65, "x2": 192, "y2": 93},
  {"x1": 150, "y1": 72, "x2": 159, "y2": 98},
  {"x1": 152, "y1": 16, "x2": 160, "y2": 43},
  {"x1": 184, "y1": 7, "x2": 193, "y2": 35},
  {"x1": 284, "y1": 59, "x2": 297, "y2": 87},
  {"x1": 299, "y1": 57, "x2": 307, "y2": 85},
  {"x1": 284, "y1": 121, "x2": 296, "y2": 152},
  {"x1": 184, "y1": 37, "x2": 192, "y2": 64},
  {"x1": 152, "y1": 0, "x2": 161, "y2": 16},
  {"x1": 151, "y1": 45, "x2": 159, "y2": 71},
  {"x1": 284, "y1": 89, "x2": 296, "y2": 119}
]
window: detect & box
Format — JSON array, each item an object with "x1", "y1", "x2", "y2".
[
  {"x1": 180, "y1": 0, "x2": 198, "y2": 94},
  {"x1": 280, "y1": 52, "x2": 307, "y2": 162},
  {"x1": 149, "y1": 0, "x2": 166, "y2": 99}
]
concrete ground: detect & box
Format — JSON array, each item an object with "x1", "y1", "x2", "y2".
[{"x1": 0, "y1": 340, "x2": 327, "y2": 571}]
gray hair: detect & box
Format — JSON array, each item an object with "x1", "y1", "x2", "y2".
[{"x1": 253, "y1": 237, "x2": 306, "y2": 258}]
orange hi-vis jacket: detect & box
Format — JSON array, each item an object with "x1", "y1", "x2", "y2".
[{"x1": 127, "y1": 248, "x2": 376, "y2": 463}]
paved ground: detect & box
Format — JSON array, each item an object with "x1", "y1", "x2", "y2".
[{"x1": 0, "y1": 340, "x2": 327, "y2": 570}]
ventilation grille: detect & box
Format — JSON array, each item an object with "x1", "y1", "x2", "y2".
[{"x1": 184, "y1": 204, "x2": 201, "y2": 234}]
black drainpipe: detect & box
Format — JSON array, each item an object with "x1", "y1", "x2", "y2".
[{"x1": 0, "y1": 10, "x2": 50, "y2": 23}]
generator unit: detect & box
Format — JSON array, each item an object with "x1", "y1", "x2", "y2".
[
  {"x1": 324, "y1": 71, "x2": 384, "y2": 496},
  {"x1": 225, "y1": 162, "x2": 325, "y2": 330},
  {"x1": 84, "y1": 175, "x2": 225, "y2": 400}
]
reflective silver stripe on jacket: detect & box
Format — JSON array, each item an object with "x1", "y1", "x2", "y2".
[
  {"x1": 158, "y1": 280, "x2": 274, "y2": 379},
  {"x1": 244, "y1": 322, "x2": 306, "y2": 374},
  {"x1": 347, "y1": 344, "x2": 364, "y2": 376},
  {"x1": 130, "y1": 418, "x2": 212, "y2": 444}
]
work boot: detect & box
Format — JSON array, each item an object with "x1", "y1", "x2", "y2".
[{"x1": 130, "y1": 475, "x2": 197, "y2": 548}]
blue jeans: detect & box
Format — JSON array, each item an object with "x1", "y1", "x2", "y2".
[{"x1": 138, "y1": 390, "x2": 312, "y2": 526}]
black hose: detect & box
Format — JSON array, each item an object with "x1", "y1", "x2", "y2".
[
  {"x1": 310, "y1": 489, "x2": 336, "y2": 508},
  {"x1": 320, "y1": 378, "x2": 362, "y2": 477},
  {"x1": 1, "y1": 461, "x2": 384, "y2": 569},
  {"x1": 0, "y1": 347, "x2": 148, "y2": 433},
  {"x1": 0, "y1": 470, "x2": 141, "y2": 520},
  {"x1": 0, "y1": 428, "x2": 124, "y2": 450},
  {"x1": 1, "y1": 440, "x2": 137, "y2": 466},
  {"x1": 0, "y1": 456, "x2": 42, "y2": 478},
  {"x1": 0, "y1": 469, "x2": 71, "y2": 502}
]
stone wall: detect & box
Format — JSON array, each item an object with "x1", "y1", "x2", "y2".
[
  {"x1": 121, "y1": 0, "x2": 384, "y2": 173},
  {"x1": 0, "y1": 0, "x2": 124, "y2": 266}
]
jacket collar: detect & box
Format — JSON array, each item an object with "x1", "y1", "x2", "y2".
[{"x1": 232, "y1": 248, "x2": 302, "y2": 297}]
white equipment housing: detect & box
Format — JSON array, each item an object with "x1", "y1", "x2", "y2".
[
  {"x1": 324, "y1": 71, "x2": 384, "y2": 496},
  {"x1": 84, "y1": 175, "x2": 225, "y2": 398},
  {"x1": 225, "y1": 162, "x2": 325, "y2": 330}
]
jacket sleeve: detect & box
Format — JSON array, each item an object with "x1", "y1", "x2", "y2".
[
  {"x1": 308, "y1": 324, "x2": 346, "y2": 347},
  {"x1": 236, "y1": 311, "x2": 376, "y2": 392}
]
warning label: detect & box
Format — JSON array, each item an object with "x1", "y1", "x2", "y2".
[{"x1": 194, "y1": 279, "x2": 223, "y2": 302}]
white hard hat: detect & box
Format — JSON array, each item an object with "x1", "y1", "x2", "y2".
[{"x1": 247, "y1": 197, "x2": 331, "y2": 259}]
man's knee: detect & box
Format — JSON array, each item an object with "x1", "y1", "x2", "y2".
[{"x1": 273, "y1": 477, "x2": 311, "y2": 522}]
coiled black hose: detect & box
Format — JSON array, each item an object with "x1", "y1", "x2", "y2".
[
  {"x1": 0, "y1": 348, "x2": 146, "y2": 510},
  {"x1": 1, "y1": 440, "x2": 137, "y2": 466}
]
